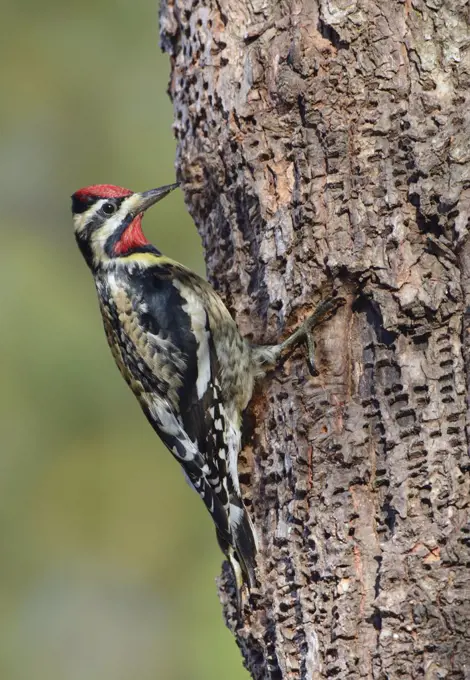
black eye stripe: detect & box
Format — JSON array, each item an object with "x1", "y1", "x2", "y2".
[
  {"x1": 71, "y1": 195, "x2": 126, "y2": 216},
  {"x1": 71, "y1": 194, "x2": 98, "y2": 214}
]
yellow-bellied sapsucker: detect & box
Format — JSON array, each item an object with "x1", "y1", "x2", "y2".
[{"x1": 71, "y1": 182, "x2": 341, "y2": 590}]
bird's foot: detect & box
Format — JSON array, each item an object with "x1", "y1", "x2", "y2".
[{"x1": 278, "y1": 295, "x2": 346, "y2": 375}]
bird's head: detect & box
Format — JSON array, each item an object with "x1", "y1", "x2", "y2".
[{"x1": 71, "y1": 182, "x2": 178, "y2": 269}]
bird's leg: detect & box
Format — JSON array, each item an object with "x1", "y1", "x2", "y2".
[
  {"x1": 254, "y1": 296, "x2": 345, "y2": 375},
  {"x1": 277, "y1": 296, "x2": 345, "y2": 374}
]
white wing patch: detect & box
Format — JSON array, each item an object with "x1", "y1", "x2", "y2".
[
  {"x1": 226, "y1": 419, "x2": 242, "y2": 496},
  {"x1": 229, "y1": 503, "x2": 245, "y2": 530},
  {"x1": 147, "y1": 399, "x2": 183, "y2": 438},
  {"x1": 173, "y1": 280, "x2": 212, "y2": 399}
]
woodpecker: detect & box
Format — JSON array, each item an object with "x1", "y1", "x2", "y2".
[{"x1": 71, "y1": 182, "x2": 342, "y2": 592}]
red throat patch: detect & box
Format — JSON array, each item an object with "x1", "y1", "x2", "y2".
[{"x1": 113, "y1": 215, "x2": 149, "y2": 255}]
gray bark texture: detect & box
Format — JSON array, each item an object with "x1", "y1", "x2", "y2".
[{"x1": 159, "y1": 1, "x2": 470, "y2": 678}]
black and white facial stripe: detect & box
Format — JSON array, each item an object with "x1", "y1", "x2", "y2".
[{"x1": 71, "y1": 195, "x2": 134, "y2": 267}]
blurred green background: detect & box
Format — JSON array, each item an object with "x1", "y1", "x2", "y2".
[{"x1": 0, "y1": 2, "x2": 247, "y2": 679}]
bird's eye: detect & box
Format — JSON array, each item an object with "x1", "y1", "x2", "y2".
[{"x1": 102, "y1": 202, "x2": 116, "y2": 215}]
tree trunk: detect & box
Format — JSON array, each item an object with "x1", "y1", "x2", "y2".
[{"x1": 159, "y1": 1, "x2": 470, "y2": 678}]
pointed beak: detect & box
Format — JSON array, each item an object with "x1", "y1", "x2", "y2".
[{"x1": 131, "y1": 182, "x2": 179, "y2": 216}]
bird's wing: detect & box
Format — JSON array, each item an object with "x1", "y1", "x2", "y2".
[{"x1": 105, "y1": 268, "x2": 232, "y2": 541}]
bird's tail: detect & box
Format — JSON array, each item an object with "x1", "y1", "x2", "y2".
[
  {"x1": 217, "y1": 509, "x2": 257, "y2": 595},
  {"x1": 229, "y1": 498, "x2": 258, "y2": 589},
  {"x1": 178, "y1": 449, "x2": 257, "y2": 591}
]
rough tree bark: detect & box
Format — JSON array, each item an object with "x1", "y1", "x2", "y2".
[{"x1": 159, "y1": 1, "x2": 470, "y2": 678}]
